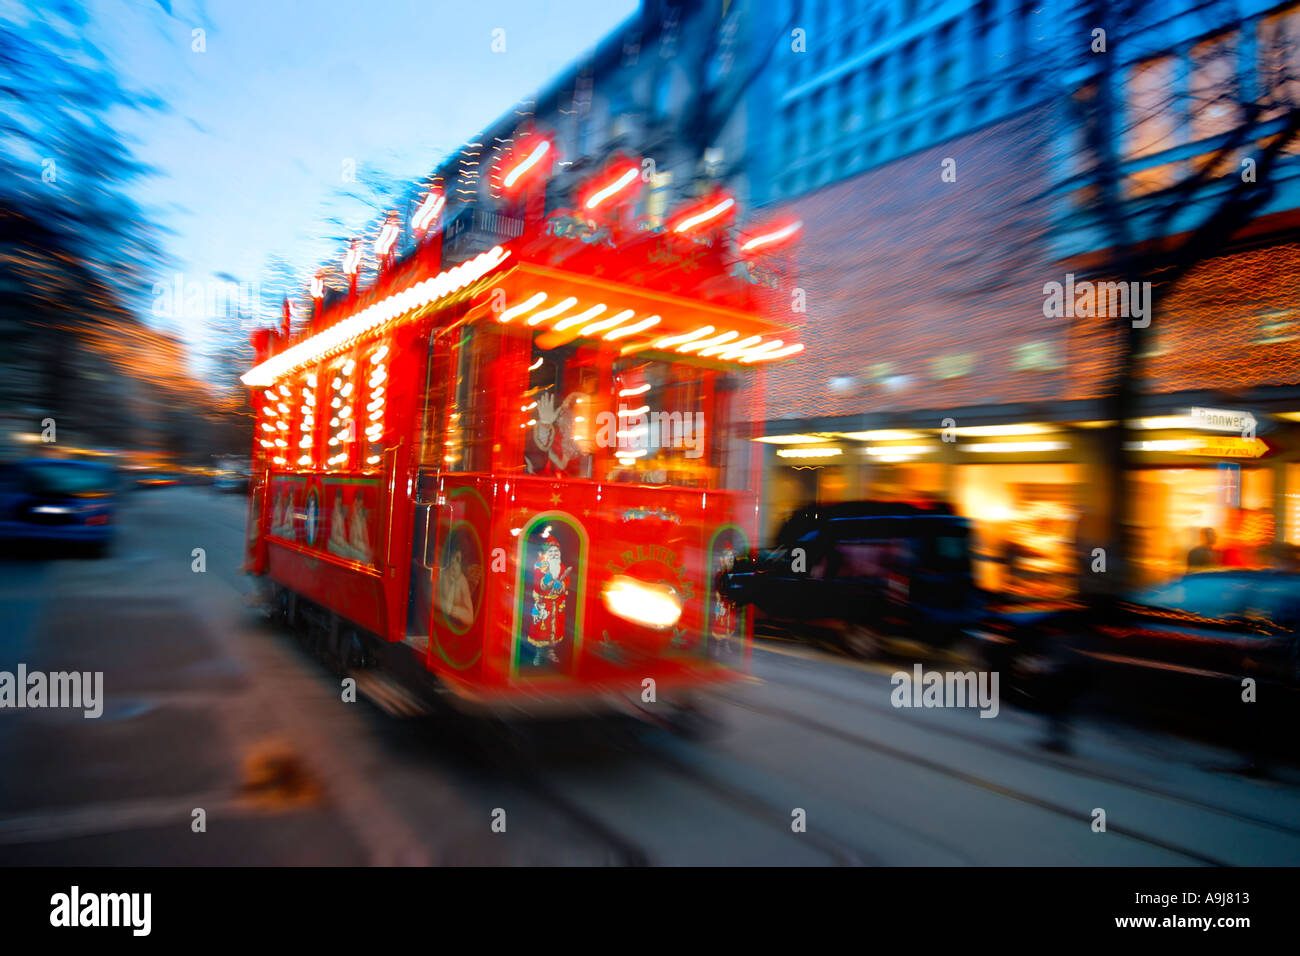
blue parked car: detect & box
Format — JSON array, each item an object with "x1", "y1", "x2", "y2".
[{"x1": 0, "y1": 458, "x2": 119, "y2": 556}]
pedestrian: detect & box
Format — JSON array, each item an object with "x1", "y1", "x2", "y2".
[{"x1": 1187, "y1": 527, "x2": 1218, "y2": 571}]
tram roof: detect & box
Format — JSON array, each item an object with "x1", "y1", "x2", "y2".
[{"x1": 242, "y1": 226, "x2": 801, "y2": 387}]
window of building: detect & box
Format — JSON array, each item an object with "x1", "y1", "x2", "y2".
[
  {"x1": 1125, "y1": 160, "x2": 1181, "y2": 198},
  {"x1": 1012, "y1": 340, "x2": 1063, "y2": 371},
  {"x1": 1259, "y1": 4, "x2": 1300, "y2": 113},
  {"x1": 1190, "y1": 31, "x2": 1240, "y2": 141},
  {"x1": 1126, "y1": 55, "x2": 1179, "y2": 158}
]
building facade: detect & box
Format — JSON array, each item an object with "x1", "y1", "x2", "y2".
[{"x1": 745, "y1": 0, "x2": 1300, "y2": 594}]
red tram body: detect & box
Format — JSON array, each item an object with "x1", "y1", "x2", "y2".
[{"x1": 242, "y1": 159, "x2": 800, "y2": 720}]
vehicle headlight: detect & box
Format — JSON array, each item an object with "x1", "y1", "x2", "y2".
[{"x1": 602, "y1": 575, "x2": 683, "y2": 630}]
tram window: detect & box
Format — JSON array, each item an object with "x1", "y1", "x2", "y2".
[
  {"x1": 520, "y1": 339, "x2": 601, "y2": 478},
  {"x1": 323, "y1": 353, "x2": 360, "y2": 470},
  {"x1": 446, "y1": 325, "x2": 504, "y2": 473},
  {"x1": 419, "y1": 331, "x2": 452, "y2": 467},
  {"x1": 603, "y1": 359, "x2": 713, "y2": 487}
]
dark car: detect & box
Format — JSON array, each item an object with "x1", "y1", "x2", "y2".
[
  {"x1": 975, "y1": 570, "x2": 1300, "y2": 699},
  {"x1": 719, "y1": 500, "x2": 981, "y2": 657},
  {"x1": 0, "y1": 458, "x2": 119, "y2": 556}
]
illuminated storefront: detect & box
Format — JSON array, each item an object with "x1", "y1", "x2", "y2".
[{"x1": 758, "y1": 406, "x2": 1299, "y2": 596}]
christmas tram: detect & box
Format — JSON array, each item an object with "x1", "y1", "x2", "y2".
[{"x1": 242, "y1": 149, "x2": 802, "y2": 726}]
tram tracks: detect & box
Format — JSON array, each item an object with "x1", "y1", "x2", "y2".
[
  {"x1": 750, "y1": 662, "x2": 1300, "y2": 841},
  {"x1": 711, "y1": 688, "x2": 1270, "y2": 865}
]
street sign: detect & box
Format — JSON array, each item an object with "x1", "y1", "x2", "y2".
[{"x1": 1184, "y1": 436, "x2": 1269, "y2": 458}]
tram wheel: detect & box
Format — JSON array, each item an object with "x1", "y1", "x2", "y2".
[
  {"x1": 337, "y1": 627, "x2": 370, "y2": 671},
  {"x1": 840, "y1": 621, "x2": 884, "y2": 659}
]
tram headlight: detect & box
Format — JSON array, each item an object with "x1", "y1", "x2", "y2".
[{"x1": 601, "y1": 575, "x2": 682, "y2": 630}]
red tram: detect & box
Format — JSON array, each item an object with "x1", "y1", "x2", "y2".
[{"x1": 242, "y1": 145, "x2": 802, "y2": 724}]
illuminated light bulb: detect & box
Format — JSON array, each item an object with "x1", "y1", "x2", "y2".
[
  {"x1": 332, "y1": 377, "x2": 343, "y2": 390},
  {"x1": 343, "y1": 242, "x2": 362, "y2": 275},
  {"x1": 369, "y1": 374, "x2": 387, "y2": 387},
  {"x1": 370, "y1": 345, "x2": 389, "y2": 363},
  {"x1": 340, "y1": 382, "x2": 354, "y2": 397},
  {"x1": 740, "y1": 220, "x2": 802, "y2": 253},
  {"x1": 241, "y1": 247, "x2": 510, "y2": 386},
  {"x1": 331, "y1": 397, "x2": 342, "y2": 409},
  {"x1": 374, "y1": 221, "x2": 400, "y2": 255},
  {"x1": 673, "y1": 197, "x2": 734, "y2": 233},
  {"x1": 604, "y1": 315, "x2": 661, "y2": 340},
  {"x1": 526, "y1": 419, "x2": 537, "y2": 427},
  {"x1": 618, "y1": 384, "x2": 651, "y2": 397},
  {"x1": 367, "y1": 455, "x2": 382, "y2": 465},
  {"x1": 273, "y1": 457, "x2": 286, "y2": 465},
  {"x1": 526, "y1": 296, "x2": 578, "y2": 327},
  {"x1": 301, "y1": 422, "x2": 312, "y2": 432},
  {"x1": 263, "y1": 391, "x2": 277, "y2": 402},
  {"x1": 654, "y1": 326, "x2": 714, "y2": 349},
  {"x1": 368, "y1": 398, "x2": 384, "y2": 412},
  {"x1": 413, "y1": 191, "x2": 445, "y2": 232},
  {"x1": 714, "y1": 335, "x2": 764, "y2": 359},
  {"x1": 585, "y1": 167, "x2": 639, "y2": 209},
  {"x1": 261, "y1": 406, "x2": 277, "y2": 417},
  {"x1": 261, "y1": 423, "x2": 275, "y2": 432},
  {"x1": 502, "y1": 139, "x2": 550, "y2": 188},
  {"x1": 369, "y1": 410, "x2": 384, "y2": 422},
  {"x1": 553, "y1": 304, "x2": 607, "y2": 332},
  {"x1": 277, "y1": 422, "x2": 287, "y2": 431},
  {"x1": 341, "y1": 406, "x2": 352, "y2": 419},
  {"x1": 329, "y1": 437, "x2": 339, "y2": 446},
  {"x1": 743, "y1": 342, "x2": 806, "y2": 363},
  {"x1": 298, "y1": 455, "x2": 312, "y2": 466},
  {"x1": 737, "y1": 340, "x2": 788, "y2": 362},
  {"x1": 276, "y1": 403, "x2": 289, "y2": 415},
  {"x1": 306, "y1": 373, "x2": 317, "y2": 388},
  {"x1": 498, "y1": 292, "x2": 547, "y2": 323},
  {"x1": 342, "y1": 359, "x2": 356, "y2": 376},
  {"x1": 275, "y1": 439, "x2": 288, "y2": 448},
  {"x1": 678, "y1": 330, "x2": 739, "y2": 353},
  {"x1": 260, "y1": 439, "x2": 273, "y2": 448},
  {"x1": 528, "y1": 357, "x2": 544, "y2": 371},
  {"x1": 330, "y1": 417, "x2": 340, "y2": 427},
  {"x1": 310, "y1": 276, "x2": 324, "y2": 298},
  {"x1": 580, "y1": 309, "x2": 635, "y2": 336},
  {"x1": 278, "y1": 385, "x2": 290, "y2": 397},
  {"x1": 618, "y1": 405, "x2": 650, "y2": 417},
  {"x1": 371, "y1": 386, "x2": 384, "y2": 397}
]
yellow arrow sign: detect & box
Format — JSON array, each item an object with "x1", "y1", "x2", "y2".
[{"x1": 1183, "y1": 436, "x2": 1269, "y2": 458}]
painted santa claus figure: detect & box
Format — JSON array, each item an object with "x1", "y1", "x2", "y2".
[{"x1": 527, "y1": 541, "x2": 571, "y2": 665}]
